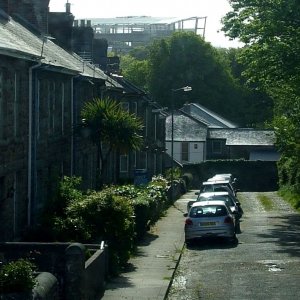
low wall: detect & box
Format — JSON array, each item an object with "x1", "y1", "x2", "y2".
[{"x1": 0, "y1": 242, "x2": 108, "y2": 300}]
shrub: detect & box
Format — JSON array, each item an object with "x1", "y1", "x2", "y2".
[
  {"x1": 66, "y1": 188, "x2": 135, "y2": 274},
  {"x1": 0, "y1": 259, "x2": 36, "y2": 294}
]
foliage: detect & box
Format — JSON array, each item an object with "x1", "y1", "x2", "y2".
[
  {"x1": 120, "y1": 55, "x2": 149, "y2": 90},
  {"x1": 147, "y1": 32, "x2": 236, "y2": 115},
  {"x1": 120, "y1": 32, "x2": 272, "y2": 126},
  {"x1": 0, "y1": 259, "x2": 36, "y2": 293},
  {"x1": 222, "y1": 0, "x2": 300, "y2": 188},
  {"x1": 25, "y1": 175, "x2": 172, "y2": 273},
  {"x1": 79, "y1": 97, "x2": 144, "y2": 186},
  {"x1": 80, "y1": 97, "x2": 144, "y2": 153},
  {"x1": 219, "y1": 47, "x2": 273, "y2": 127},
  {"x1": 165, "y1": 167, "x2": 182, "y2": 182}
]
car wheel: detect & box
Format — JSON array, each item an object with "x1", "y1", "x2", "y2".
[
  {"x1": 229, "y1": 234, "x2": 238, "y2": 245},
  {"x1": 185, "y1": 239, "x2": 192, "y2": 247},
  {"x1": 235, "y1": 222, "x2": 241, "y2": 234}
]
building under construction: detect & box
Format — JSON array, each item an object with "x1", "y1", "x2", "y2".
[{"x1": 74, "y1": 16, "x2": 207, "y2": 54}]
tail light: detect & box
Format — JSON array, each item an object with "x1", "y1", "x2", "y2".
[
  {"x1": 185, "y1": 218, "x2": 193, "y2": 226},
  {"x1": 224, "y1": 216, "x2": 233, "y2": 224}
]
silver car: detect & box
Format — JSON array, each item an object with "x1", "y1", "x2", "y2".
[{"x1": 184, "y1": 200, "x2": 237, "y2": 245}]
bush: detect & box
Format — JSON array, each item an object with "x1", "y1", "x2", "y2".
[
  {"x1": 0, "y1": 259, "x2": 36, "y2": 294},
  {"x1": 65, "y1": 188, "x2": 135, "y2": 274}
]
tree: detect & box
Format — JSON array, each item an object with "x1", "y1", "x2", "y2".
[
  {"x1": 147, "y1": 32, "x2": 242, "y2": 121},
  {"x1": 119, "y1": 31, "x2": 273, "y2": 126},
  {"x1": 219, "y1": 47, "x2": 273, "y2": 127},
  {"x1": 120, "y1": 54, "x2": 149, "y2": 90},
  {"x1": 79, "y1": 97, "x2": 144, "y2": 187},
  {"x1": 222, "y1": 0, "x2": 300, "y2": 189}
]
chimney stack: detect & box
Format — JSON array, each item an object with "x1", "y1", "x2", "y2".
[
  {"x1": 0, "y1": 0, "x2": 50, "y2": 34},
  {"x1": 66, "y1": 1, "x2": 71, "y2": 14}
]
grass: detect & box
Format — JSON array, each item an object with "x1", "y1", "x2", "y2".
[
  {"x1": 278, "y1": 186, "x2": 300, "y2": 212},
  {"x1": 258, "y1": 194, "x2": 274, "y2": 211}
]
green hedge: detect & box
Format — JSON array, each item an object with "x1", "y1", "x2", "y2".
[{"x1": 27, "y1": 175, "x2": 170, "y2": 274}]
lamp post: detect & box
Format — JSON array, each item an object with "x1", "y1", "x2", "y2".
[{"x1": 170, "y1": 86, "x2": 192, "y2": 200}]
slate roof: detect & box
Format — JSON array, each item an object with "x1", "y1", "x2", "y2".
[
  {"x1": 0, "y1": 11, "x2": 120, "y2": 85},
  {"x1": 208, "y1": 128, "x2": 276, "y2": 146},
  {"x1": 166, "y1": 112, "x2": 208, "y2": 142},
  {"x1": 181, "y1": 103, "x2": 237, "y2": 128}
]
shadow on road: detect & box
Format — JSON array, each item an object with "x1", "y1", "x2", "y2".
[
  {"x1": 257, "y1": 213, "x2": 300, "y2": 258},
  {"x1": 186, "y1": 236, "x2": 239, "y2": 250}
]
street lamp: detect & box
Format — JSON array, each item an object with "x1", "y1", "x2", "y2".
[{"x1": 170, "y1": 86, "x2": 192, "y2": 200}]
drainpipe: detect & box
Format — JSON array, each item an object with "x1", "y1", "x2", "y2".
[
  {"x1": 28, "y1": 62, "x2": 41, "y2": 226},
  {"x1": 71, "y1": 77, "x2": 74, "y2": 175}
]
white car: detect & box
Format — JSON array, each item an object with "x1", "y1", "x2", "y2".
[{"x1": 184, "y1": 200, "x2": 237, "y2": 245}]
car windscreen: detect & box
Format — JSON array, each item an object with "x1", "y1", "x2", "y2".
[
  {"x1": 189, "y1": 205, "x2": 227, "y2": 218},
  {"x1": 211, "y1": 195, "x2": 235, "y2": 206}
]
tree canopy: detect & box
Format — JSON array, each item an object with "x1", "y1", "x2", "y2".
[
  {"x1": 222, "y1": 0, "x2": 300, "y2": 190},
  {"x1": 120, "y1": 32, "x2": 273, "y2": 127},
  {"x1": 79, "y1": 97, "x2": 143, "y2": 186}
]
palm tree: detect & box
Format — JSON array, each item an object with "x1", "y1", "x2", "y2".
[{"x1": 79, "y1": 97, "x2": 143, "y2": 188}]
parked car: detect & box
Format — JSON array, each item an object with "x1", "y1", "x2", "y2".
[
  {"x1": 209, "y1": 173, "x2": 236, "y2": 183},
  {"x1": 209, "y1": 173, "x2": 239, "y2": 190},
  {"x1": 188, "y1": 191, "x2": 243, "y2": 216},
  {"x1": 199, "y1": 179, "x2": 237, "y2": 196},
  {"x1": 187, "y1": 191, "x2": 243, "y2": 233},
  {"x1": 184, "y1": 200, "x2": 237, "y2": 245}
]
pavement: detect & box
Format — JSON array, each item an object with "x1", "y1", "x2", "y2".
[{"x1": 101, "y1": 190, "x2": 197, "y2": 300}]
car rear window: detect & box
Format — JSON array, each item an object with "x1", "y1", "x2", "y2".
[{"x1": 189, "y1": 205, "x2": 227, "y2": 218}]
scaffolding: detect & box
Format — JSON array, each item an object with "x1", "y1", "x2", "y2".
[{"x1": 74, "y1": 16, "x2": 207, "y2": 54}]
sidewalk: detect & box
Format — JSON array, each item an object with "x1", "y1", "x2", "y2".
[{"x1": 101, "y1": 190, "x2": 197, "y2": 300}]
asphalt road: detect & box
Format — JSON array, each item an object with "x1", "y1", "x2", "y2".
[{"x1": 167, "y1": 192, "x2": 300, "y2": 300}]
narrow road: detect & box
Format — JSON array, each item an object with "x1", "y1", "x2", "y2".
[{"x1": 167, "y1": 192, "x2": 300, "y2": 300}]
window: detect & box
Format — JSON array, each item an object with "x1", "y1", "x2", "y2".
[
  {"x1": 181, "y1": 142, "x2": 189, "y2": 161},
  {"x1": 133, "y1": 151, "x2": 137, "y2": 168},
  {"x1": 61, "y1": 82, "x2": 65, "y2": 134},
  {"x1": 0, "y1": 70, "x2": 4, "y2": 140},
  {"x1": 120, "y1": 154, "x2": 128, "y2": 173},
  {"x1": 133, "y1": 102, "x2": 137, "y2": 115},
  {"x1": 194, "y1": 144, "x2": 198, "y2": 149},
  {"x1": 47, "y1": 81, "x2": 54, "y2": 134},
  {"x1": 212, "y1": 140, "x2": 222, "y2": 154},
  {"x1": 121, "y1": 102, "x2": 129, "y2": 112},
  {"x1": 37, "y1": 80, "x2": 40, "y2": 139},
  {"x1": 140, "y1": 151, "x2": 148, "y2": 169},
  {"x1": 13, "y1": 72, "x2": 20, "y2": 137}
]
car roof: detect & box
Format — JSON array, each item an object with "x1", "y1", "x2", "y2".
[
  {"x1": 203, "y1": 180, "x2": 230, "y2": 184},
  {"x1": 213, "y1": 173, "x2": 232, "y2": 178},
  {"x1": 199, "y1": 191, "x2": 231, "y2": 196},
  {"x1": 191, "y1": 200, "x2": 228, "y2": 207}
]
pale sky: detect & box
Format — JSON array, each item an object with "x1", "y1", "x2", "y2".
[{"x1": 49, "y1": 0, "x2": 242, "y2": 48}]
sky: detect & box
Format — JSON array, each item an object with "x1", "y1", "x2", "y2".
[{"x1": 49, "y1": 0, "x2": 242, "y2": 48}]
